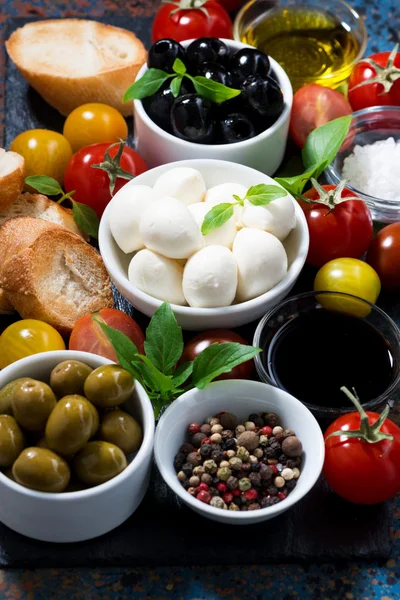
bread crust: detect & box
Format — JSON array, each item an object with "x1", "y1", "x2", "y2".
[{"x1": 0, "y1": 149, "x2": 25, "y2": 211}]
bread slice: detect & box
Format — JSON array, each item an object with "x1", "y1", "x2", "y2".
[
  {"x1": 0, "y1": 192, "x2": 86, "y2": 238},
  {"x1": 6, "y1": 19, "x2": 147, "y2": 117},
  {"x1": 0, "y1": 217, "x2": 113, "y2": 334},
  {"x1": 0, "y1": 289, "x2": 15, "y2": 315},
  {"x1": 0, "y1": 149, "x2": 25, "y2": 211}
]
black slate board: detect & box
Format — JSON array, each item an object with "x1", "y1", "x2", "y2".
[{"x1": 0, "y1": 15, "x2": 395, "y2": 566}]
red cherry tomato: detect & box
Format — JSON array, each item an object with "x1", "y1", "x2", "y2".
[
  {"x1": 69, "y1": 308, "x2": 145, "y2": 361},
  {"x1": 348, "y1": 48, "x2": 400, "y2": 111},
  {"x1": 64, "y1": 142, "x2": 148, "y2": 218},
  {"x1": 366, "y1": 223, "x2": 400, "y2": 292},
  {"x1": 152, "y1": 1, "x2": 232, "y2": 43},
  {"x1": 324, "y1": 409, "x2": 400, "y2": 504},
  {"x1": 289, "y1": 84, "x2": 353, "y2": 149},
  {"x1": 299, "y1": 184, "x2": 373, "y2": 268},
  {"x1": 180, "y1": 329, "x2": 253, "y2": 380}
]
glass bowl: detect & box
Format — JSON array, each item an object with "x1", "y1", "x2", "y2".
[
  {"x1": 253, "y1": 291, "x2": 400, "y2": 421},
  {"x1": 233, "y1": 0, "x2": 367, "y2": 91},
  {"x1": 325, "y1": 106, "x2": 400, "y2": 223}
]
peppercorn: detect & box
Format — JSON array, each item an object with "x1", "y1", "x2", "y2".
[
  {"x1": 182, "y1": 480, "x2": 191, "y2": 489},
  {"x1": 201, "y1": 437, "x2": 212, "y2": 446},
  {"x1": 278, "y1": 491, "x2": 287, "y2": 500},
  {"x1": 264, "y1": 413, "x2": 280, "y2": 428},
  {"x1": 281, "y1": 467, "x2": 294, "y2": 480},
  {"x1": 227, "y1": 476, "x2": 239, "y2": 489},
  {"x1": 217, "y1": 482, "x2": 227, "y2": 492},
  {"x1": 229, "y1": 457, "x2": 242, "y2": 471},
  {"x1": 274, "y1": 476, "x2": 285, "y2": 488},
  {"x1": 193, "y1": 465, "x2": 205, "y2": 476},
  {"x1": 249, "y1": 455, "x2": 258, "y2": 465},
  {"x1": 292, "y1": 467, "x2": 300, "y2": 479},
  {"x1": 239, "y1": 477, "x2": 252, "y2": 491},
  {"x1": 210, "y1": 496, "x2": 225, "y2": 509},
  {"x1": 212, "y1": 476, "x2": 220, "y2": 485},
  {"x1": 196, "y1": 482, "x2": 209, "y2": 492},
  {"x1": 187, "y1": 486, "x2": 197, "y2": 495},
  {"x1": 203, "y1": 459, "x2": 218, "y2": 474},
  {"x1": 173, "y1": 452, "x2": 186, "y2": 471},
  {"x1": 249, "y1": 472, "x2": 261, "y2": 487},
  {"x1": 188, "y1": 423, "x2": 200, "y2": 435},
  {"x1": 236, "y1": 446, "x2": 250, "y2": 462},
  {"x1": 247, "y1": 413, "x2": 264, "y2": 428},
  {"x1": 261, "y1": 496, "x2": 280, "y2": 508},
  {"x1": 197, "y1": 490, "x2": 211, "y2": 503},
  {"x1": 201, "y1": 473, "x2": 213, "y2": 485},
  {"x1": 189, "y1": 475, "x2": 200, "y2": 487},
  {"x1": 217, "y1": 467, "x2": 232, "y2": 481},
  {"x1": 177, "y1": 471, "x2": 186, "y2": 481},
  {"x1": 186, "y1": 452, "x2": 202, "y2": 466},
  {"x1": 269, "y1": 464, "x2": 278, "y2": 474},
  {"x1": 211, "y1": 424, "x2": 223, "y2": 434},
  {"x1": 200, "y1": 423, "x2": 211, "y2": 435},
  {"x1": 263, "y1": 447, "x2": 275, "y2": 459},
  {"x1": 225, "y1": 449, "x2": 235, "y2": 459},
  {"x1": 235, "y1": 424, "x2": 246, "y2": 436},
  {"x1": 223, "y1": 492, "x2": 233, "y2": 504},
  {"x1": 179, "y1": 443, "x2": 194, "y2": 454},
  {"x1": 209, "y1": 487, "x2": 219, "y2": 497},
  {"x1": 182, "y1": 462, "x2": 193, "y2": 477},
  {"x1": 278, "y1": 454, "x2": 287, "y2": 465},
  {"x1": 266, "y1": 484, "x2": 278, "y2": 496},
  {"x1": 272, "y1": 426, "x2": 283, "y2": 436},
  {"x1": 209, "y1": 417, "x2": 220, "y2": 426},
  {"x1": 219, "y1": 460, "x2": 230, "y2": 469},
  {"x1": 259, "y1": 435, "x2": 269, "y2": 446},
  {"x1": 243, "y1": 488, "x2": 258, "y2": 502},
  {"x1": 220, "y1": 412, "x2": 238, "y2": 429},
  {"x1": 275, "y1": 433, "x2": 285, "y2": 442},
  {"x1": 237, "y1": 431, "x2": 260, "y2": 451},
  {"x1": 248, "y1": 502, "x2": 260, "y2": 510},
  {"x1": 286, "y1": 479, "x2": 297, "y2": 491},
  {"x1": 245, "y1": 421, "x2": 256, "y2": 431},
  {"x1": 222, "y1": 438, "x2": 237, "y2": 452},
  {"x1": 260, "y1": 426, "x2": 273, "y2": 437},
  {"x1": 229, "y1": 503, "x2": 240, "y2": 511},
  {"x1": 282, "y1": 436, "x2": 303, "y2": 457},
  {"x1": 260, "y1": 463, "x2": 273, "y2": 480},
  {"x1": 221, "y1": 429, "x2": 233, "y2": 441},
  {"x1": 253, "y1": 448, "x2": 263, "y2": 459},
  {"x1": 200, "y1": 444, "x2": 213, "y2": 459},
  {"x1": 210, "y1": 433, "x2": 222, "y2": 444},
  {"x1": 191, "y1": 432, "x2": 206, "y2": 448},
  {"x1": 283, "y1": 429, "x2": 295, "y2": 438},
  {"x1": 211, "y1": 447, "x2": 225, "y2": 464}
]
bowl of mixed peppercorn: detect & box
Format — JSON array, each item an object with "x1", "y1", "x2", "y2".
[{"x1": 154, "y1": 380, "x2": 324, "y2": 524}]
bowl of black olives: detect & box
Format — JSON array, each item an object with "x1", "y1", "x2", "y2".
[
  {"x1": 0, "y1": 350, "x2": 155, "y2": 543},
  {"x1": 132, "y1": 37, "x2": 293, "y2": 175}
]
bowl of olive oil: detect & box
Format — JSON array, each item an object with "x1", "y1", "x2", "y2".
[{"x1": 234, "y1": 0, "x2": 367, "y2": 91}]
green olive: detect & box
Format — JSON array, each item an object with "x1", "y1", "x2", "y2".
[
  {"x1": 50, "y1": 360, "x2": 93, "y2": 398},
  {"x1": 12, "y1": 447, "x2": 70, "y2": 492},
  {"x1": 73, "y1": 441, "x2": 127, "y2": 485},
  {"x1": 11, "y1": 379, "x2": 57, "y2": 431},
  {"x1": 0, "y1": 378, "x2": 32, "y2": 415},
  {"x1": 0, "y1": 415, "x2": 25, "y2": 467},
  {"x1": 99, "y1": 410, "x2": 142, "y2": 454},
  {"x1": 45, "y1": 395, "x2": 99, "y2": 455},
  {"x1": 84, "y1": 365, "x2": 134, "y2": 408}
]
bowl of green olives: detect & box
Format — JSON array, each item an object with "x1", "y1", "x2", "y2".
[{"x1": 0, "y1": 350, "x2": 155, "y2": 543}]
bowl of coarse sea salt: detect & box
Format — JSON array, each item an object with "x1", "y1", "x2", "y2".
[{"x1": 325, "y1": 106, "x2": 400, "y2": 223}]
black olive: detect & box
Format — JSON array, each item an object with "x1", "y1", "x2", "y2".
[
  {"x1": 171, "y1": 94, "x2": 215, "y2": 144},
  {"x1": 142, "y1": 79, "x2": 193, "y2": 133},
  {"x1": 186, "y1": 37, "x2": 229, "y2": 70},
  {"x1": 195, "y1": 61, "x2": 232, "y2": 87},
  {"x1": 241, "y1": 75, "x2": 284, "y2": 123},
  {"x1": 147, "y1": 38, "x2": 186, "y2": 73},
  {"x1": 218, "y1": 111, "x2": 256, "y2": 144},
  {"x1": 229, "y1": 48, "x2": 271, "y2": 86}
]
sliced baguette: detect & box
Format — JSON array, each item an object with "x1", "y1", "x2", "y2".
[
  {"x1": 0, "y1": 217, "x2": 113, "y2": 334},
  {"x1": 0, "y1": 149, "x2": 25, "y2": 211},
  {"x1": 0, "y1": 289, "x2": 15, "y2": 315},
  {"x1": 6, "y1": 19, "x2": 147, "y2": 117}
]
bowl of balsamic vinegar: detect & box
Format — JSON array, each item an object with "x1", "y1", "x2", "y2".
[{"x1": 253, "y1": 291, "x2": 400, "y2": 420}]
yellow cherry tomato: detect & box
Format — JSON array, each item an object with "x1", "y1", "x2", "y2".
[
  {"x1": 0, "y1": 320, "x2": 66, "y2": 369},
  {"x1": 10, "y1": 129, "x2": 73, "y2": 185},
  {"x1": 314, "y1": 258, "x2": 381, "y2": 317},
  {"x1": 63, "y1": 103, "x2": 128, "y2": 152}
]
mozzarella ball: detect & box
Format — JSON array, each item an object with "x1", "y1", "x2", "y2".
[
  {"x1": 152, "y1": 168, "x2": 206, "y2": 205},
  {"x1": 109, "y1": 185, "x2": 154, "y2": 253},
  {"x1": 128, "y1": 249, "x2": 186, "y2": 305},
  {"x1": 232, "y1": 228, "x2": 287, "y2": 302},
  {"x1": 241, "y1": 194, "x2": 296, "y2": 241},
  {"x1": 188, "y1": 202, "x2": 237, "y2": 249},
  {"x1": 204, "y1": 183, "x2": 247, "y2": 227},
  {"x1": 183, "y1": 245, "x2": 238, "y2": 308},
  {"x1": 140, "y1": 196, "x2": 203, "y2": 259}
]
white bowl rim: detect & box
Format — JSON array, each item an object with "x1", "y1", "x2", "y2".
[
  {"x1": 154, "y1": 379, "x2": 325, "y2": 520},
  {"x1": 0, "y1": 350, "x2": 155, "y2": 501},
  {"x1": 133, "y1": 38, "x2": 294, "y2": 151},
  {"x1": 99, "y1": 158, "x2": 309, "y2": 317}
]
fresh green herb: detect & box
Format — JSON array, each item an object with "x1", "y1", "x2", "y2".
[
  {"x1": 172, "y1": 58, "x2": 186, "y2": 76},
  {"x1": 201, "y1": 183, "x2": 287, "y2": 235},
  {"x1": 190, "y1": 76, "x2": 241, "y2": 103},
  {"x1": 25, "y1": 175, "x2": 99, "y2": 239},
  {"x1": 99, "y1": 302, "x2": 261, "y2": 417},
  {"x1": 124, "y1": 69, "x2": 173, "y2": 102}
]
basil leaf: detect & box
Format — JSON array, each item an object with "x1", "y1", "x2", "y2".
[
  {"x1": 192, "y1": 76, "x2": 241, "y2": 103},
  {"x1": 302, "y1": 115, "x2": 352, "y2": 172},
  {"x1": 192, "y1": 343, "x2": 261, "y2": 389},
  {"x1": 275, "y1": 165, "x2": 319, "y2": 196},
  {"x1": 170, "y1": 75, "x2": 183, "y2": 98},
  {"x1": 138, "y1": 355, "x2": 175, "y2": 394},
  {"x1": 144, "y1": 302, "x2": 183, "y2": 374},
  {"x1": 72, "y1": 200, "x2": 100, "y2": 239},
  {"x1": 123, "y1": 68, "x2": 171, "y2": 101},
  {"x1": 201, "y1": 203, "x2": 235, "y2": 235},
  {"x1": 245, "y1": 184, "x2": 287, "y2": 206},
  {"x1": 95, "y1": 320, "x2": 138, "y2": 371},
  {"x1": 172, "y1": 58, "x2": 186, "y2": 75},
  {"x1": 171, "y1": 361, "x2": 193, "y2": 387},
  {"x1": 25, "y1": 175, "x2": 63, "y2": 196}
]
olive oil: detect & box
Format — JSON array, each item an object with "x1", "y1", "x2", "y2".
[{"x1": 240, "y1": 6, "x2": 360, "y2": 90}]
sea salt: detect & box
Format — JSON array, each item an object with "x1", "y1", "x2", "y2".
[{"x1": 342, "y1": 137, "x2": 400, "y2": 201}]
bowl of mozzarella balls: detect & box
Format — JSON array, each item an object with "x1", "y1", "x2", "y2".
[{"x1": 99, "y1": 159, "x2": 309, "y2": 329}]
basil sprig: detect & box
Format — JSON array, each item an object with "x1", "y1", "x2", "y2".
[
  {"x1": 98, "y1": 302, "x2": 261, "y2": 417},
  {"x1": 25, "y1": 175, "x2": 99, "y2": 239},
  {"x1": 124, "y1": 58, "x2": 241, "y2": 104}
]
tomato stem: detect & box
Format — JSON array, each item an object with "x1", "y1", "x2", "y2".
[
  {"x1": 91, "y1": 140, "x2": 135, "y2": 197},
  {"x1": 349, "y1": 43, "x2": 400, "y2": 95}
]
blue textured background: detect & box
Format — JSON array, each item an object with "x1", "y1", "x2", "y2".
[{"x1": 0, "y1": 0, "x2": 399, "y2": 597}]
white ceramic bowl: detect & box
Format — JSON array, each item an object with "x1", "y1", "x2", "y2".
[
  {"x1": 133, "y1": 39, "x2": 293, "y2": 175},
  {"x1": 99, "y1": 158, "x2": 309, "y2": 330},
  {"x1": 0, "y1": 350, "x2": 155, "y2": 543},
  {"x1": 154, "y1": 380, "x2": 324, "y2": 525}
]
